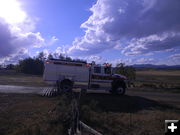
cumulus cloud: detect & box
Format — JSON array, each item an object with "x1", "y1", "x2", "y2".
[
  {"x1": 0, "y1": 20, "x2": 45, "y2": 58},
  {"x1": 0, "y1": 0, "x2": 56, "y2": 63},
  {"x1": 55, "y1": 46, "x2": 68, "y2": 55},
  {"x1": 110, "y1": 58, "x2": 133, "y2": 66},
  {"x1": 47, "y1": 36, "x2": 58, "y2": 46},
  {"x1": 170, "y1": 53, "x2": 180, "y2": 59},
  {"x1": 85, "y1": 55, "x2": 103, "y2": 63},
  {"x1": 36, "y1": 49, "x2": 50, "y2": 58},
  {"x1": 109, "y1": 57, "x2": 156, "y2": 66},
  {"x1": 122, "y1": 32, "x2": 180, "y2": 55},
  {"x1": 67, "y1": 0, "x2": 180, "y2": 56},
  {"x1": 168, "y1": 53, "x2": 180, "y2": 65},
  {"x1": 0, "y1": 48, "x2": 29, "y2": 64},
  {"x1": 135, "y1": 58, "x2": 155, "y2": 64},
  {"x1": 169, "y1": 53, "x2": 180, "y2": 62}
]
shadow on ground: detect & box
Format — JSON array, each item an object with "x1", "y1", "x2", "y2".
[{"x1": 79, "y1": 93, "x2": 177, "y2": 113}]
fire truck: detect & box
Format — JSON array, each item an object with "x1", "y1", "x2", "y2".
[{"x1": 43, "y1": 59, "x2": 127, "y2": 95}]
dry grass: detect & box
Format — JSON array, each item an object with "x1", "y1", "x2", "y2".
[
  {"x1": 0, "y1": 70, "x2": 47, "y2": 87},
  {"x1": 80, "y1": 109, "x2": 180, "y2": 135},
  {"x1": 79, "y1": 93, "x2": 180, "y2": 135},
  {"x1": 135, "y1": 70, "x2": 180, "y2": 92},
  {"x1": 0, "y1": 93, "x2": 60, "y2": 135},
  {"x1": 0, "y1": 70, "x2": 180, "y2": 135},
  {"x1": 136, "y1": 70, "x2": 180, "y2": 84},
  {"x1": 0, "y1": 70, "x2": 179, "y2": 91},
  {"x1": 0, "y1": 93, "x2": 180, "y2": 135},
  {"x1": 136, "y1": 70, "x2": 180, "y2": 76}
]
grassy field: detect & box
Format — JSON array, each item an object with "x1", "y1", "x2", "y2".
[
  {"x1": 0, "y1": 94, "x2": 60, "y2": 135},
  {"x1": 135, "y1": 70, "x2": 180, "y2": 92},
  {"x1": 0, "y1": 69, "x2": 179, "y2": 91},
  {"x1": 0, "y1": 93, "x2": 180, "y2": 135},
  {"x1": 0, "y1": 70, "x2": 47, "y2": 87},
  {"x1": 0, "y1": 69, "x2": 180, "y2": 135},
  {"x1": 80, "y1": 94, "x2": 180, "y2": 135}
]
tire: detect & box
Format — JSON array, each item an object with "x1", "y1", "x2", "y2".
[
  {"x1": 81, "y1": 88, "x2": 87, "y2": 95},
  {"x1": 60, "y1": 79, "x2": 73, "y2": 92},
  {"x1": 111, "y1": 80, "x2": 126, "y2": 95},
  {"x1": 56, "y1": 80, "x2": 61, "y2": 93}
]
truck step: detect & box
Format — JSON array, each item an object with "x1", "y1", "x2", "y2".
[{"x1": 41, "y1": 87, "x2": 58, "y2": 97}]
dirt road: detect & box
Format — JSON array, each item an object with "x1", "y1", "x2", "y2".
[
  {"x1": 127, "y1": 89, "x2": 180, "y2": 108},
  {"x1": 0, "y1": 85, "x2": 43, "y2": 94},
  {"x1": 0, "y1": 84, "x2": 179, "y2": 107},
  {"x1": 81, "y1": 88, "x2": 180, "y2": 108},
  {"x1": 127, "y1": 89, "x2": 180, "y2": 102}
]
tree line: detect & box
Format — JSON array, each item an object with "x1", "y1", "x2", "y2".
[
  {"x1": 14, "y1": 52, "x2": 87, "y2": 75},
  {"x1": 1, "y1": 52, "x2": 136, "y2": 81}
]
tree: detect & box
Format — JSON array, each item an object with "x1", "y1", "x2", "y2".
[
  {"x1": 16, "y1": 57, "x2": 44, "y2": 75},
  {"x1": 65, "y1": 56, "x2": 72, "y2": 61},
  {"x1": 115, "y1": 63, "x2": 136, "y2": 81},
  {"x1": 48, "y1": 53, "x2": 53, "y2": 60},
  {"x1": 6, "y1": 64, "x2": 15, "y2": 70},
  {"x1": 37, "y1": 51, "x2": 46, "y2": 61},
  {"x1": 53, "y1": 52, "x2": 59, "y2": 59},
  {"x1": 59, "y1": 54, "x2": 65, "y2": 60},
  {"x1": 15, "y1": 52, "x2": 86, "y2": 75},
  {"x1": 73, "y1": 58, "x2": 87, "y2": 63}
]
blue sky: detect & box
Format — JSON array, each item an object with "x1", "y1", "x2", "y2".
[
  {"x1": 22, "y1": 0, "x2": 96, "y2": 55},
  {"x1": 0, "y1": 0, "x2": 180, "y2": 65},
  {"x1": 24, "y1": 0, "x2": 95, "y2": 42}
]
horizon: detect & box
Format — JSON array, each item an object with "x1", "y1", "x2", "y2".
[{"x1": 0, "y1": 0, "x2": 180, "y2": 66}]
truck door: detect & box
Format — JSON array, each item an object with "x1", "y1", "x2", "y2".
[{"x1": 90, "y1": 66, "x2": 112, "y2": 90}]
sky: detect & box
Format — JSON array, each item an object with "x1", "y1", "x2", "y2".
[{"x1": 0, "y1": 0, "x2": 180, "y2": 65}]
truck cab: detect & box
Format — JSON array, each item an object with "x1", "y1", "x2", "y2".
[{"x1": 89, "y1": 64, "x2": 127, "y2": 94}]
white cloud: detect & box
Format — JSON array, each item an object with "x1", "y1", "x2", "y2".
[
  {"x1": 86, "y1": 55, "x2": 103, "y2": 63},
  {"x1": 0, "y1": 0, "x2": 57, "y2": 63},
  {"x1": 55, "y1": 46, "x2": 68, "y2": 56},
  {"x1": 122, "y1": 32, "x2": 180, "y2": 55},
  {"x1": 66, "y1": 0, "x2": 180, "y2": 57},
  {"x1": 0, "y1": 48, "x2": 29, "y2": 64},
  {"x1": 135, "y1": 58, "x2": 155, "y2": 64},
  {"x1": 169, "y1": 53, "x2": 180, "y2": 59},
  {"x1": 167, "y1": 53, "x2": 180, "y2": 65},
  {"x1": 110, "y1": 58, "x2": 133, "y2": 66},
  {"x1": 48, "y1": 36, "x2": 58, "y2": 45},
  {"x1": 0, "y1": 0, "x2": 26, "y2": 24},
  {"x1": 0, "y1": 20, "x2": 45, "y2": 58}
]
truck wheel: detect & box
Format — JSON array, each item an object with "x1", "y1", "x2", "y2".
[
  {"x1": 81, "y1": 88, "x2": 87, "y2": 96},
  {"x1": 115, "y1": 86, "x2": 126, "y2": 95},
  {"x1": 56, "y1": 80, "x2": 61, "y2": 93},
  {"x1": 111, "y1": 80, "x2": 126, "y2": 95},
  {"x1": 60, "y1": 80, "x2": 73, "y2": 92}
]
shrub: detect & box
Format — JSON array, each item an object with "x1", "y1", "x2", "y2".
[{"x1": 16, "y1": 57, "x2": 44, "y2": 75}]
